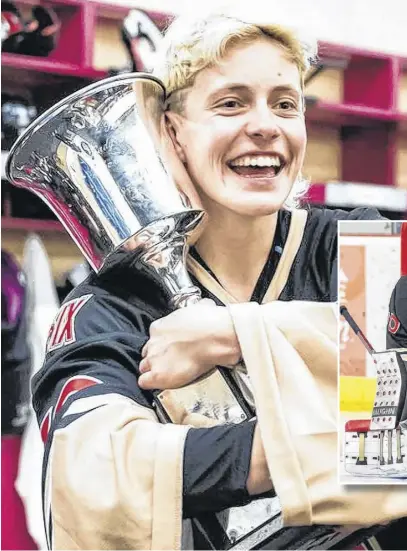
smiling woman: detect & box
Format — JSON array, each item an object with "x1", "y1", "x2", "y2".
[
  {"x1": 164, "y1": 39, "x2": 306, "y2": 220},
  {"x1": 156, "y1": 15, "x2": 312, "y2": 214},
  {"x1": 149, "y1": 10, "x2": 385, "y2": 303},
  {"x1": 29, "y1": 6, "x2": 407, "y2": 551}
]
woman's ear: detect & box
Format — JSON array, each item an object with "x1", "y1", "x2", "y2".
[
  {"x1": 159, "y1": 111, "x2": 204, "y2": 217},
  {"x1": 164, "y1": 112, "x2": 187, "y2": 163}
]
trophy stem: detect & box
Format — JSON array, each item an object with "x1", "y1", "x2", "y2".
[
  {"x1": 170, "y1": 285, "x2": 202, "y2": 309},
  {"x1": 128, "y1": 214, "x2": 203, "y2": 309},
  {"x1": 138, "y1": 238, "x2": 201, "y2": 309}
]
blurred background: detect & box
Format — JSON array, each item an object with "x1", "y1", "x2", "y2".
[{"x1": 1, "y1": 0, "x2": 407, "y2": 549}]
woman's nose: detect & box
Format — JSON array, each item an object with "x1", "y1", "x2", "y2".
[{"x1": 244, "y1": 104, "x2": 280, "y2": 140}]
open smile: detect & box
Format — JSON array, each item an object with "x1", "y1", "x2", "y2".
[{"x1": 226, "y1": 153, "x2": 286, "y2": 180}]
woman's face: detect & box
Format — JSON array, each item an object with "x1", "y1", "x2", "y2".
[{"x1": 166, "y1": 38, "x2": 307, "y2": 217}]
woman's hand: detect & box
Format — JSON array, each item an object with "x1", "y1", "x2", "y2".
[{"x1": 138, "y1": 299, "x2": 241, "y2": 390}]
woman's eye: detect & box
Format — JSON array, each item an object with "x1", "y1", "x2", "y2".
[
  {"x1": 217, "y1": 99, "x2": 242, "y2": 109},
  {"x1": 276, "y1": 100, "x2": 297, "y2": 110}
]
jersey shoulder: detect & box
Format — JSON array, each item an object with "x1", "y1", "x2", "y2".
[
  {"x1": 305, "y1": 206, "x2": 386, "y2": 228},
  {"x1": 280, "y1": 207, "x2": 385, "y2": 302},
  {"x1": 44, "y1": 277, "x2": 148, "y2": 357},
  {"x1": 52, "y1": 251, "x2": 172, "y2": 352},
  {"x1": 301, "y1": 206, "x2": 387, "y2": 263}
]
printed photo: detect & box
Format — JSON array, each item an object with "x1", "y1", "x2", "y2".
[{"x1": 339, "y1": 220, "x2": 407, "y2": 484}]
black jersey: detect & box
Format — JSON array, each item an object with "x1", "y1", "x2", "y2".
[
  {"x1": 33, "y1": 206, "x2": 400, "y2": 549},
  {"x1": 387, "y1": 276, "x2": 407, "y2": 350}
]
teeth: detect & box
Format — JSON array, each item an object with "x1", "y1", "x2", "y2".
[{"x1": 230, "y1": 155, "x2": 282, "y2": 168}]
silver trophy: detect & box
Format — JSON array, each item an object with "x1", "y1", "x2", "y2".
[
  {"x1": 6, "y1": 73, "x2": 205, "y2": 308},
  {"x1": 6, "y1": 74, "x2": 380, "y2": 550}
]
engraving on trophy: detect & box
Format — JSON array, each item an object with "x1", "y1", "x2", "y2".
[
  {"x1": 156, "y1": 369, "x2": 249, "y2": 425},
  {"x1": 218, "y1": 497, "x2": 281, "y2": 545}
]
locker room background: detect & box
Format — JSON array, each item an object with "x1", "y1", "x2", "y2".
[{"x1": 2, "y1": 0, "x2": 407, "y2": 549}]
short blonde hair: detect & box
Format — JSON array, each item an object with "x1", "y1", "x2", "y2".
[
  {"x1": 155, "y1": 10, "x2": 317, "y2": 97},
  {"x1": 154, "y1": 10, "x2": 318, "y2": 208}
]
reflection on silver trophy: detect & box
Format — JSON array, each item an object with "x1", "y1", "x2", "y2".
[{"x1": 6, "y1": 74, "x2": 372, "y2": 550}]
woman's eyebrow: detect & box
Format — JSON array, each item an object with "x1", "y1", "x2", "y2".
[
  {"x1": 206, "y1": 84, "x2": 250, "y2": 102},
  {"x1": 206, "y1": 83, "x2": 301, "y2": 103},
  {"x1": 271, "y1": 85, "x2": 301, "y2": 98}
]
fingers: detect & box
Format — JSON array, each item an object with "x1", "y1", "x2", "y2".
[
  {"x1": 138, "y1": 362, "x2": 167, "y2": 390},
  {"x1": 138, "y1": 371, "x2": 155, "y2": 390},
  {"x1": 138, "y1": 357, "x2": 160, "y2": 390},
  {"x1": 139, "y1": 357, "x2": 150, "y2": 374},
  {"x1": 138, "y1": 356, "x2": 155, "y2": 390}
]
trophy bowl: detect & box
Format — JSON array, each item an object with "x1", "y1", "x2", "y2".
[{"x1": 6, "y1": 73, "x2": 206, "y2": 308}]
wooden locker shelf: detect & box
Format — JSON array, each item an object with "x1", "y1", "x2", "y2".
[{"x1": 2, "y1": 52, "x2": 107, "y2": 79}]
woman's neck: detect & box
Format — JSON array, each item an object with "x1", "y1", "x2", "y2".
[{"x1": 194, "y1": 207, "x2": 278, "y2": 302}]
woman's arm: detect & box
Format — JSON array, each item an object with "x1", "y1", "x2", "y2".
[
  {"x1": 33, "y1": 288, "x2": 271, "y2": 548},
  {"x1": 138, "y1": 300, "x2": 242, "y2": 390},
  {"x1": 132, "y1": 300, "x2": 272, "y2": 501}
]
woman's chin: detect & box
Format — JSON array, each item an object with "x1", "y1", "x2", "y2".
[{"x1": 224, "y1": 192, "x2": 289, "y2": 217}]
